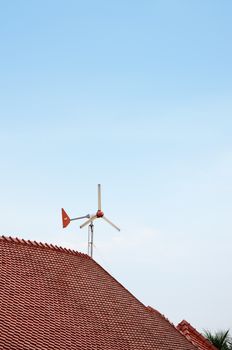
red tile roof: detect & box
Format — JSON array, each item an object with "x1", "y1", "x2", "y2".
[
  {"x1": 177, "y1": 320, "x2": 217, "y2": 350},
  {"x1": 0, "y1": 235, "x2": 198, "y2": 350}
]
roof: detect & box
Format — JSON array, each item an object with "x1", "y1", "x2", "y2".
[
  {"x1": 177, "y1": 320, "x2": 217, "y2": 350},
  {"x1": 0, "y1": 235, "x2": 198, "y2": 350}
]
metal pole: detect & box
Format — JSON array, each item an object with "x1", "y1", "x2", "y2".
[
  {"x1": 88, "y1": 222, "x2": 94, "y2": 258},
  {"x1": 88, "y1": 224, "x2": 90, "y2": 256}
]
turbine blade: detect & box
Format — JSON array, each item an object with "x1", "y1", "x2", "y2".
[
  {"x1": 102, "y1": 216, "x2": 120, "y2": 231},
  {"x1": 98, "y1": 184, "x2": 101, "y2": 210},
  {"x1": 80, "y1": 216, "x2": 97, "y2": 229}
]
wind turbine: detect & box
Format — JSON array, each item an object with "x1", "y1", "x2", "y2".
[
  {"x1": 80, "y1": 184, "x2": 120, "y2": 257},
  {"x1": 62, "y1": 184, "x2": 120, "y2": 257}
]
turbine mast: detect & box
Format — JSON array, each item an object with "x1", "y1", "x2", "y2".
[{"x1": 88, "y1": 221, "x2": 94, "y2": 258}]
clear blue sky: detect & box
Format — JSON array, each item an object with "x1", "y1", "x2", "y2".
[{"x1": 1, "y1": 0, "x2": 232, "y2": 332}]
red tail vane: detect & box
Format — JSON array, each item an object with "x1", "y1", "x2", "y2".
[{"x1": 62, "y1": 208, "x2": 71, "y2": 228}]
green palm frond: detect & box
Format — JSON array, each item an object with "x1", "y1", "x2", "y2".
[{"x1": 203, "y1": 329, "x2": 232, "y2": 350}]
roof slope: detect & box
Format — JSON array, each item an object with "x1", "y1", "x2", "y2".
[
  {"x1": 0, "y1": 236, "x2": 197, "y2": 350},
  {"x1": 177, "y1": 320, "x2": 217, "y2": 350}
]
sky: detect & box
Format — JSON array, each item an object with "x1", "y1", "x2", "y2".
[{"x1": 1, "y1": 0, "x2": 232, "y2": 332}]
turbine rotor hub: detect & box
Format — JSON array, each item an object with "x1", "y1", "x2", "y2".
[{"x1": 96, "y1": 210, "x2": 104, "y2": 218}]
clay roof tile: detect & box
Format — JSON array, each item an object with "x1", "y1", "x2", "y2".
[{"x1": 0, "y1": 235, "x2": 197, "y2": 350}]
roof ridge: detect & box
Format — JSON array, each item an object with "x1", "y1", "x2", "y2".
[
  {"x1": 147, "y1": 306, "x2": 181, "y2": 331},
  {"x1": 91, "y1": 258, "x2": 156, "y2": 315},
  {"x1": 90, "y1": 259, "x2": 197, "y2": 348},
  {"x1": 147, "y1": 308, "x2": 199, "y2": 350},
  {"x1": 177, "y1": 320, "x2": 218, "y2": 350},
  {"x1": 147, "y1": 306, "x2": 174, "y2": 324},
  {"x1": 0, "y1": 235, "x2": 90, "y2": 259}
]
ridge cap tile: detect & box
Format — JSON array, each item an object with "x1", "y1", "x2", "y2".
[
  {"x1": 0, "y1": 235, "x2": 90, "y2": 259},
  {"x1": 177, "y1": 320, "x2": 218, "y2": 350}
]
